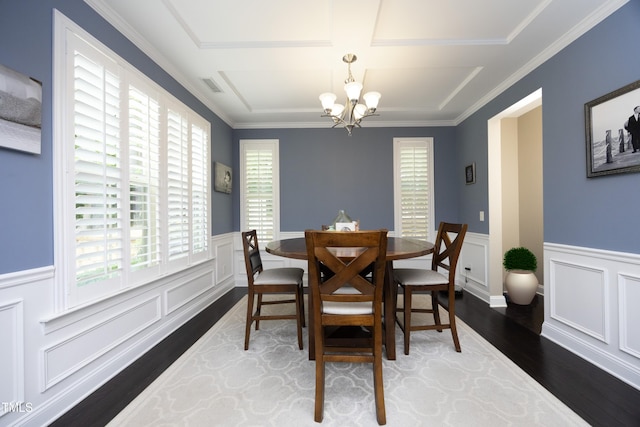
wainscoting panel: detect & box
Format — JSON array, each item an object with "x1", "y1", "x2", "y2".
[
  {"x1": 457, "y1": 232, "x2": 490, "y2": 302},
  {"x1": 41, "y1": 296, "x2": 162, "y2": 391},
  {"x1": 0, "y1": 299, "x2": 24, "y2": 417},
  {"x1": 543, "y1": 243, "x2": 640, "y2": 391},
  {"x1": 619, "y1": 273, "x2": 640, "y2": 358},
  {"x1": 549, "y1": 259, "x2": 608, "y2": 342},
  {"x1": 213, "y1": 236, "x2": 234, "y2": 284},
  {"x1": 165, "y1": 271, "x2": 215, "y2": 315},
  {"x1": 0, "y1": 235, "x2": 236, "y2": 426}
]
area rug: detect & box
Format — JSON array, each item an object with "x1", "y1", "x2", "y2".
[{"x1": 107, "y1": 296, "x2": 587, "y2": 427}]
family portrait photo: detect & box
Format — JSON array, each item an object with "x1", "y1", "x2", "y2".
[{"x1": 585, "y1": 79, "x2": 640, "y2": 177}]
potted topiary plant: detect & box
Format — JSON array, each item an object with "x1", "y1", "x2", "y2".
[{"x1": 503, "y1": 247, "x2": 538, "y2": 305}]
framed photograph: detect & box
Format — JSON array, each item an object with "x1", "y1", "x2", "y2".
[
  {"x1": 585, "y1": 79, "x2": 640, "y2": 177},
  {"x1": 0, "y1": 63, "x2": 42, "y2": 154},
  {"x1": 214, "y1": 162, "x2": 232, "y2": 193},
  {"x1": 465, "y1": 162, "x2": 476, "y2": 185}
]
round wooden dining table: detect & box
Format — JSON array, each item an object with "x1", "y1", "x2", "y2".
[{"x1": 265, "y1": 236, "x2": 434, "y2": 360}]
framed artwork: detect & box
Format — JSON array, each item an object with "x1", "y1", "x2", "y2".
[
  {"x1": 585, "y1": 79, "x2": 640, "y2": 177},
  {"x1": 0, "y1": 63, "x2": 42, "y2": 154},
  {"x1": 214, "y1": 162, "x2": 232, "y2": 193},
  {"x1": 465, "y1": 162, "x2": 476, "y2": 185}
]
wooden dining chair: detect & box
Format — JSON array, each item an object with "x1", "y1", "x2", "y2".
[
  {"x1": 242, "y1": 230, "x2": 305, "y2": 350},
  {"x1": 393, "y1": 222, "x2": 468, "y2": 354},
  {"x1": 305, "y1": 229, "x2": 388, "y2": 425}
]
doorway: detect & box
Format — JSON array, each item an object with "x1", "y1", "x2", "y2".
[{"x1": 487, "y1": 89, "x2": 544, "y2": 325}]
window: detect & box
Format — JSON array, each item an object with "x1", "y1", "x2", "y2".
[
  {"x1": 54, "y1": 13, "x2": 211, "y2": 309},
  {"x1": 239, "y1": 140, "x2": 280, "y2": 242},
  {"x1": 393, "y1": 137, "x2": 435, "y2": 241}
]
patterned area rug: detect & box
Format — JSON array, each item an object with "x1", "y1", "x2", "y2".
[{"x1": 108, "y1": 296, "x2": 587, "y2": 426}]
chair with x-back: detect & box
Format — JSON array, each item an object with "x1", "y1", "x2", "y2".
[
  {"x1": 305, "y1": 229, "x2": 388, "y2": 425},
  {"x1": 393, "y1": 222, "x2": 467, "y2": 354},
  {"x1": 242, "y1": 230, "x2": 305, "y2": 351}
]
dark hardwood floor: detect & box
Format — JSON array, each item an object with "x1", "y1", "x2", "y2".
[
  {"x1": 451, "y1": 292, "x2": 640, "y2": 427},
  {"x1": 50, "y1": 288, "x2": 640, "y2": 427}
]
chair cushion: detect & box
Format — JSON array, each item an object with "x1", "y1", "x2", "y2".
[
  {"x1": 322, "y1": 301, "x2": 373, "y2": 315},
  {"x1": 322, "y1": 285, "x2": 373, "y2": 315},
  {"x1": 394, "y1": 268, "x2": 448, "y2": 286},
  {"x1": 254, "y1": 267, "x2": 303, "y2": 285}
]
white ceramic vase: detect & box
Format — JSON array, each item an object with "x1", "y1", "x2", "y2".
[{"x1": 505, "y1": 269, "x2": 538, "y2": 305}]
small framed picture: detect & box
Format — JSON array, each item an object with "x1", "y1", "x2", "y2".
[
  {"x1": 465, "y1": 162, "x2": 476, "y2": 185},
  {"x1": 214, "y1": 162, "x2": 232, "y2": 193}
]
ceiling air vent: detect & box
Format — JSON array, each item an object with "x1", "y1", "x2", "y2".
[{"x1": 203, "y1": 78, "x2": 222, "y2": 93}]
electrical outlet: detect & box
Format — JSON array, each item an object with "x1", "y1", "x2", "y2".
[{"x1": 479, "y1": 211, "x2": 485, "y2": 221}]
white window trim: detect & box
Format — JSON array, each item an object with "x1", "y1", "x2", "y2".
[
  {"x1": 393, "y1": 137, "x2": 435, "y2": 241},
  {"x1": 52, "y1": 10, "x2": 211, "y2": 311},
  {"x1": 239, "y1": 139, "x2": 280, "y2": 241}
]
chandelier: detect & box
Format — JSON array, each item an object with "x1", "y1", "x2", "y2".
[{"x1": 319, "y1": 54, "x2": 381, "y2": 136}]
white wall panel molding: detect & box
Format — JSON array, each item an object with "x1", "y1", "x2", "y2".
[
  {"x1": 543, "y1": 243, "x2": 640, "y2": 391},
  {"x1": 40, "y1": 295, "x2": 162, "y2": 391},
  {"x1": 548, "y1": 259, "x2": 608, "y2": 342},
  {"x1": 41, "y1": 261, "x2": 214, "y2": 334},
  {"x1": 459, "y1": 234, "x2": 488, "y2": 286},
  {"x1": 0, "y1": 266, "x2": 54, "y2": 290},
  {"x1": 1, "y1": 240, "x2": 234, "y2": 425},
  {"x1": 457, "y1": 232, "x2": 496, "y2": 305},
  {"x1": 619, "y1": 272, "x2": 640, "y2": 358},
  {"x1": 212, "y1": 233, "x2": 234, "y2": 284},
  {"x1": 165, "y1": 270, "x2": 215, "y2": 315},
  {"x1": 0, "y1": 299, "x2": 24, "y2": 418}
]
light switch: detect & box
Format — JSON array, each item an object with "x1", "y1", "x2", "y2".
[{"x1": 479, "y1": 211, "x2": 485, "y2": 221}]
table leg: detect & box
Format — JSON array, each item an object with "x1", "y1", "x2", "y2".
[
  {"x1": 384, "y1": 260, "x2": 397, "y2": 360},
  {"x1": 308, "y1": 289, "x2": 315, "y2": 360}
]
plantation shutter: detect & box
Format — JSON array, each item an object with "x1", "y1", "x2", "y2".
[
  {"x1": 396, "y1": 140, "x2": 433, "y2": 241},
  {"x1": 190, "y1": 122, "x2": 209, "y2": 257},
  {"x1": 128, "y1": 84, "x2": 161, "y2": 272},
  {"x1": 58, "y1": 17, "x2": 212, "y2": 308},
  {"x1": 166, "y1": 108, "x2": 190, "y2": 261},
  {"x1": 242, "y1": 141, "x2": 276, "y2": 242},
  {"x1": 73, "y1": 47, "x2": 123, "y2": 287}
]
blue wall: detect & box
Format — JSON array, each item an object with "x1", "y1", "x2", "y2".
[
  {"x1": 457, "y1": 1, "x2": 640, "y2": 253},
  {"x1": 233, "y1": 126, "x2": 459, "y2": 232},
  {"x1": 1, "y1": 0, "x2": 638, "y2": 275},
  {"x1": 0, "y1": 0, "x2": 234, "y2": 274},
  {"x1": 234, "y1": 1, "x2": 640, "y2": 255}
]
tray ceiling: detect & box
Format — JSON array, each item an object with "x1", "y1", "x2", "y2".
[{"x1": 85, "y1": 0, "x2": 627, "y2": 129}]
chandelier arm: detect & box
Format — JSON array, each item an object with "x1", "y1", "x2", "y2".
[{"x1": 321, "y1": 113, "x2": 347, "y2": 127}]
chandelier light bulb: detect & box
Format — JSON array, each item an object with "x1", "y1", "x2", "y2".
[
  {"x1": 363, "y1": 91, "x2": 381, "y2": 111},
  {"x1": 331, "y1": 103, "x2": 345, "y2": 118},
  {"x1": 344, "y1": 81, "x2": 363, "y2": 102},
  {"x1": 319, "y1": 92, "x2": 337, "y2": 112},
  {"x1": 354, "y1": 103, "x2": 367, "y2": 120}
]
